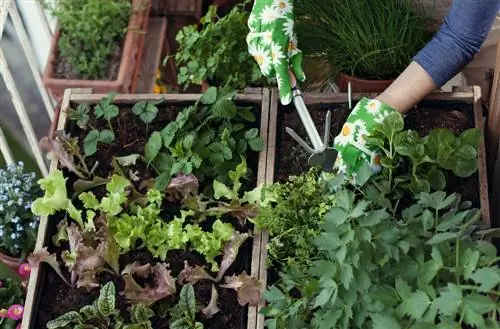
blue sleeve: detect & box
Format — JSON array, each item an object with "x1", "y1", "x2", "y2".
[{"x1": 413, "y1": 0, "x2": 500, "y2": 87}]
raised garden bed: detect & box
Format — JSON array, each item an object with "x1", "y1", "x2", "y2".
[
  {"x1": 43, "y1": 0, "x2": 152, "y2": 101},
  {"x1": 22, "y1": 88, "x2": 272, "y2": 329},
  {"x1": 252, "y1": 87, "x2": 493, "y2": 329}
]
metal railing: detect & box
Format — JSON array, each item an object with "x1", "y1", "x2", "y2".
[{"x1": 0, "y1": 0, "x2": 55, "y2": 176}]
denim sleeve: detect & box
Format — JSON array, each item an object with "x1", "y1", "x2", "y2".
[{"x1": 413, "y1": 0, "x2": 500, "y2": 87}]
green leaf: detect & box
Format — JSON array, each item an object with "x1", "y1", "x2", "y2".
[
  {"x1": 84, "y1": 129, "x2": 100, "y2": 156},
  {"x1": 200, "y1": 86, "x2": 217, "y2": 104},
  {"x1": 399, "y1": 290, "x2": 430, "y2": 320},
  {"x1": 371, "y1": 313, "x2": 401, "y2": 329},
  {"x1": 213, "y1": 180, "x2": 235, "y2": 200},
  {"x1": 418, "y1": 259, "x2": 441, "y2": 285},
  {"x1": 470, "y1": 268, "x2": 500, "y2": 292},
  {"x1": 95, "y1": 102, "x2": 119, "y2": 121},
  {"x1": 455, "y1": 144, "x2": 477, "y2": 160},
  {"x1": 99, "y1": 129, "x2": 115, "y2": 144},
  {"x1": 433, "y1": 283, "x2": 462, "y2": 316},
  {"x1": 427, "y1": 168, "x2": 446, "y2": 190},
  {"x1": 452, "y1": 157, "x2": 478, "y2": 177},
  {"x1": 313, "y1": 279, "x2": 337, "y2": 308},
  {"x1": 340, "y1": 264, "x2": 354, "y2": 290},
  {"x1": 79, "y1": 305, "x2": 98, "y2": 321},
  {"x1": 461, "y1": 248, "x2": 480, "y2": 280},
  {"x1": 145, "y1": 131, "x2": 163, "y2": 162},
  {"x1": 161, "y1": 122, "x2": 179, "y2": 148},
  {"x1": 179, "y1": 284, "x2": 196, "y2": 321},
  {"x1": 244, "y1": 128, "x2": 259, "y2": 140},
  {"x1": 426, "y1": 232, "x2": 458, "y2": 245},
  {"x1": 46, "y1": 311, "x2": 82, "y2": 329},
  {"x1": 358, "y1": 209, "x2": 388, "y2": 227},
  {"x1": 183, "y1": 134, "x2": 195, "y2": 150},
  {"x1": 132, "y1": 101, "x2": 159, "y2": 124},
  {"x1": 212, "y1": 98, "x2": 237, "y2": 118},
  {"x1": 130, "y1": 304, "x2": 155, "y2": 323},
  {"x1": 97, "y1": 282, "x2": 116, "y2": 317},
  {"x1": 459, "y1": 128, "x2": 482, "y2": 148},
  {"x1": 463, "y1": 306, "x2": 485, "y2": 328},
  {"x1": 154, "y1": 172, "x2": 172, "y2": 191},
  {"x1": 248, "y1": 137, "x2": 264, "y2": 151},
  {"x1": 395, "y1": 278, "x2": 412, "y2": 299},
  {"x1": 463, "y1": 294, "x2": 496, "y2": 314}
]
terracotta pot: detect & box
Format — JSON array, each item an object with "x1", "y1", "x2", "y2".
[
  {"x1": 337, "y1": 72, "x2": 395, "y2": 93},
  {"x1": 0, "y1": 251, "x2": 21, "y2": 271},
  {"x1": 42, "y1": 0, "x2": 152, "y2": 102}
]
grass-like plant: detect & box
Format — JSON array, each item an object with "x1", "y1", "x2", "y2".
[{"x1": 295, "y1": 0, "x2": 433, "y2": 81}]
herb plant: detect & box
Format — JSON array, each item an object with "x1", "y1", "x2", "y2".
[
  {"x1": 295, "y1": 0, "x2": 432, "y2": 81},
  {"x1": 145, "y1": 87, "x2": 264, "y2": 189},
  {"x1": 0, "y1": 162, "x2": 40, "y2": 257},
  {"x1": 41, "y1": 0, "x2": 132, "y2": 79},
  {"x1": 173, "y1": 2, "x2": 266, "y2": 90},
  {"x1": 168, "y1": 284, "x2": 204, "y2": 329},
  {"x1": 367, "y1": 112, "x2": 481, "y2": 193},
  {"x1": 46, "y1": 282, "x2": 155, "y2": 329}
]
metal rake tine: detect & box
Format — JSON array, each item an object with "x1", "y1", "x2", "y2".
[
  {"x1": 285, "y1": 127, "x2": 316, "y2": 154},
  {"x1": 323, "y1": 110, "x2": 332, "y2": 146}
]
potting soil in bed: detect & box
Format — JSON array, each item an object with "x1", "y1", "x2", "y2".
[
  {"x1": 275, "y1": 101, "x2": 480, "y2": 207},
  {"x1": 34, "y1": 102, "x2": 262, "y2": 329}
]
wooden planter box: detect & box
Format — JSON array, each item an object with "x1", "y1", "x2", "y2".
[
  {"x1": 250, "y1": 86, "x2": 491, "y2": 329},
  {"x1": 42, "y1": 0, "x2": 152, "y2": 102},
  {"x1": 151, "y1": 0, "x2": 203, "y2": 18},
  {"x1": 22, "y1": 87, "x2": 272, "y2": 329}
]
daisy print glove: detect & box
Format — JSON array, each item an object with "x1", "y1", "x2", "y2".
[
  {"x1": 333, "y1": 98, "x2": 396, "y2": 184},
  {"x1": 246, "y1": 0, "x2": 305, "y2": 105}
]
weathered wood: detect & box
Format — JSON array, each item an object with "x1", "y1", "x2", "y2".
[
  {"x1": 70, "y1": 92, "x2": 264, "y2": 103},
  {"x1": 487, "y1": 42, "x2": 500, "y2": 172},
  {"x1": 134, "y1": 17, "x2": 167, "y2": 93},
  {"x1": 474, "y1": 86, "x2": 492, "y2": 226},
  {"x1": 247, "y1": 88, "x2": 271, "y2": 329},
  {"x1": 23, "y1": 88, "x2": 271, "y2": 329},
  {"x1": 22, "y1": 89, "x2": 71, "y2": 329}
]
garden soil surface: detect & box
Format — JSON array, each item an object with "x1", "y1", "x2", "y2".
[
  {"x1": 35, "y1": 102, "x2": 261, "y2": 329},
  {"x1": 53, "y1": 40, "x2": 123, "y2": 80},
  {"x1": 275, "y1": 101, "x2": 479, "y2": 207}
]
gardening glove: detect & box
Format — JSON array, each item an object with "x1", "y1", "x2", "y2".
[
  {"x1": 246, "y1": 0, "x2": 305, "y2": 105},
  {"x1": 333, "y1": 98, "x2": 397, "y2": 184}
]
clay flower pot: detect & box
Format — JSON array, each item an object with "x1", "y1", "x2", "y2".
[
  {"x1": 337, "y1": 72, "x2": 395, "y2": 93},
  {"x1": 42, "y1": 0, "x2": 152, "y2": 101},
  {"x1": 0, "y1": 251, "x2": 21, "y2": 271}
]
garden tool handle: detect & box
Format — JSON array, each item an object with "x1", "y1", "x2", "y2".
[{"x1": 288, "y1": 70, "x2": 324, "y2": 151}]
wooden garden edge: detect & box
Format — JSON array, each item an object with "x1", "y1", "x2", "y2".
[
  {"x1": 22, "y1": 87, "x2": 272, "y2": 329},
  {"x1": 253, "y1": 87, "x2": 491, "y2": 329}
]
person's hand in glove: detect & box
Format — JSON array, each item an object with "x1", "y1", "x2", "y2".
[
  {"x1": 246, "y1": 0, "x2": 305, "y2": 105},
  {"x1": 332, "y1": 98, "x2": 397, "y2": 185}
]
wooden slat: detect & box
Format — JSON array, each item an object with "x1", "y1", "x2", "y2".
[
  {"x1": 487, "y1": 42, "x2": 500, "y2": 172},
  {"x1": 22, "y1": 88, "x2": 73, "y2": 329},
  {"x1": 70, "y1": 92, "x2": 264, "y2": 104},
  {"x1": 474, "y1": 86, "x2": 492, "y2": 225},
  {"x1": 134, "y1": 17, "x2": 167, "y2": 93}
]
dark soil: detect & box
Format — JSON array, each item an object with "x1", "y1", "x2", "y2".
[
  {"x1": 53, "y1": 38, "x2": 123, "y2": 80},
  {"x1": 35, "y1": 102, "x2": 262, "y2": 329},
  {"x1": 275, "y1": 100, "x2": 480, "y2": 207}
]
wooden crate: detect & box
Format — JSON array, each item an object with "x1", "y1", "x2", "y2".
[
  {"x1": 22, "y1": 87, "x2": 272, "y2": 329},
  {"x1": 252, "y1": 87, "x2": 491, "y2": 329}
]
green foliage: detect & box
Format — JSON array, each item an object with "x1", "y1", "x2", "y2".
[
  {"x1": 174, "y1": 2, "x2": 266, "y2": 90},
  {"x1": 251, "y1": 168, "x2": 330, "y2": 270},
  {"x1": 41, "y1": 0, "x2": 132, "y2": 79},
  {"x1": 146, "y1": 87, "x2": 264, "y2": 188},
  {"x1": 295, "y1": 0, "x2": 433, "y2": 81},
  {"x1": 367, "y1": 111, "x2": 482, "y2": 194},
  {"x1": 46, "y1": 282, "x2": 155, "y2": 329},
  {"x1": 261, "y1": 178, "x2": 500, "y2": 329},
  {"x1": 0, "y1": 278, "x2": 24, "y2": 309},
  {"x1": 168, "y1": 284, "x2": 204, "y2": 329}
]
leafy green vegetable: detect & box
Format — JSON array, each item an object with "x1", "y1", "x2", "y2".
[
  {"x1": 168, "y1": 284, "x2": 204, "y2": 329},
  {"x1": 147, "y1": 86, "x2": 264, "y2": 187}
]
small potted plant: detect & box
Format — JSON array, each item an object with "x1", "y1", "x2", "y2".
[
  {"x1": 0, "y1": 163, "x2": 40, "y2": 270},
  {"x1": 41, "y1": 0, "x2": 152, "y2": 101},
  {"x1": 295, "y1": 0, "x2": 433, "y2": 92}
]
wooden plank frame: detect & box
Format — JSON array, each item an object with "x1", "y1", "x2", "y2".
[
  {"x1": 22, "y1": 88, "x2": 272, "y2": 329},
  {"x1": 254, "y1": 87, "x2": 491, "y2": 329}
]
